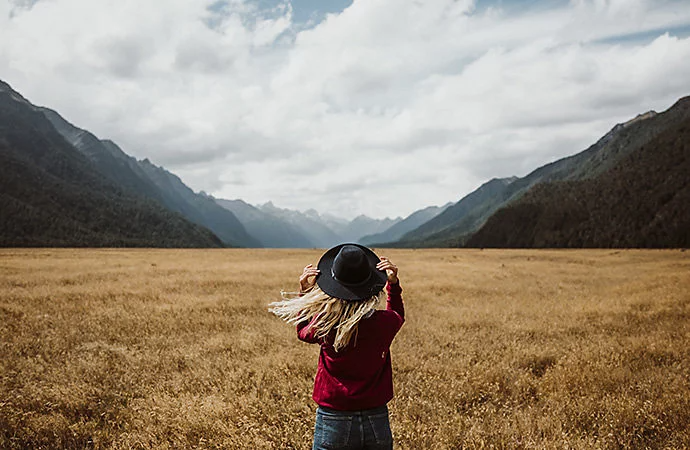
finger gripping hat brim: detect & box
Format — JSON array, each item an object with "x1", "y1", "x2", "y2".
[{"x1": 316, "y1": 243, "x2": 387, "y2": 301}]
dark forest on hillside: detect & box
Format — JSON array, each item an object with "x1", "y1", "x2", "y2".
[
  {"x1": 467, "y1": 118, "x2": 690, "y2": 248},
  {"x1": 0, "y1": 86, "x2": 223, "y2": 248}
]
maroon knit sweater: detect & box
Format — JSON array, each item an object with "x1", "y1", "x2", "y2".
[{"x1": 297, "y1": 282, "x2": 404, "y2": 411}]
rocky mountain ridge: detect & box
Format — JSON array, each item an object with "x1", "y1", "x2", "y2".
[
  {"x1": 467, "y1": 98, "x2": 690, "y2": 248},
  {"x1": 387, "y1": 102, "x2": 677, "y2": 248},
  {"x1": 2, "y1": 78, "x2": 687, "y2": 248},
  {"x1": 40, "y1": 105, "x2": 259, "y2": 247},
  {"x1": 0, "y1": 81, "x2": 223, "y2": 247}
]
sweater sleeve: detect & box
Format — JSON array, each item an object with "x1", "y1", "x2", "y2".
[
  {"x1": 386, "y1": 281, "x2": 404, "y2": 322},
  {"x1": 296, "y1": 316, "x2": 320, "y2": 344}
]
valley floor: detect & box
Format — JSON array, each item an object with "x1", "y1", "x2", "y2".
[{"x1": 1, "y1": 248, "x2": 689, "y2": 449}]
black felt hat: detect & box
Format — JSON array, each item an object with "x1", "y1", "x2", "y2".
[{"x1": 316, "y1": 243, "x2": 387, "y2": 301}]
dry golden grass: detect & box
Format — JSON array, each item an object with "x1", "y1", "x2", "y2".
[{"x1": 1, "y1": 248, "x2": 689, "y2": 449}]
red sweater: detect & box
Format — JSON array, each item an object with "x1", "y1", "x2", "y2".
[{"x1": 297, "y1": 282, "x2": 405, "y2": 411}]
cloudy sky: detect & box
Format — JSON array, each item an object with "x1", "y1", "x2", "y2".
[{"x1": 2, "y1": 0, "x2": 690, "y2": 219}]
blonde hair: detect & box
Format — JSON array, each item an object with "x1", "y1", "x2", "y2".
[{"x1": 269, "y1": 286, "x2": 382, "y2": 352}]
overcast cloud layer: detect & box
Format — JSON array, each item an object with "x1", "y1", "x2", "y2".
[{"x1": 2, "y1": 0, "x2": 690, "y2": 219}]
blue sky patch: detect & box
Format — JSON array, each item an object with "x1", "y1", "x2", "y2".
[{"x1": 595, "y1": 23, "x2": 690, "y2": 45}]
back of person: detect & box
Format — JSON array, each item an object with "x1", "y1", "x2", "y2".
[
  {"x1": 270, "y1": 243, "x2": 405, "y2": 450},
  {"x1": 320, "y1": 308, "x2": 400, "y2": 381}
]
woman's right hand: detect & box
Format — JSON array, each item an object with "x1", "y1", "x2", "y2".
[
  {"x1": 377, "y1": 257, "x2": 399, "y2": 284},
  {"x1": 299, "y1": 264, "x2": 320, "y2": 293}
]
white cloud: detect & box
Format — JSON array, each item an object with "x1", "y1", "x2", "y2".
[{"x1": 2, "y1": 0, "x2": 690, "y2": 219}]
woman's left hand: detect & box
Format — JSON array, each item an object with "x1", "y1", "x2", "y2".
[
  {"x1": 377, "y1": 257, "x2": 399, "y2": 284},
  {"x1": 299, "y1": 264, "x2": 320, "y2": 293}
]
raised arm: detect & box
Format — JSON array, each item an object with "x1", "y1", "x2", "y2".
[
  {"x1": 377, "y1": 257, "x2": 404, "y2": 321},
  {"x1": 296, "y1": 263, "x2": 321, "y2": 343}
]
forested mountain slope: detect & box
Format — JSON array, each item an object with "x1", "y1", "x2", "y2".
[
  {"x1": 0, "y1": 80, "x2": 222, "y2": 247},
  {"x1": 394, "y1": 96, "x2": 688, "y2": 247},
  {"x1": 468, "y1": 98, "x2": 690, "y2": 248},
  {"x1": 42, "y1": 107, "x2": 258, "y2": 247},
  {"x1": 136, "y1": 161, "x2": 260, "y2": 247}
]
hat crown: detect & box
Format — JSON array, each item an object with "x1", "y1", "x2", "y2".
[
  {"x1": 332, "y1": 245, "x2": 371, "y2": 286},
  {"x1": 317, "y1": 243, "x2": 385, "y2": 301}
]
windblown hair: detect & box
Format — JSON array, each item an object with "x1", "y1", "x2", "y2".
[{"x1": 269, "y1": 286, "x2": 382, "y2": 352}]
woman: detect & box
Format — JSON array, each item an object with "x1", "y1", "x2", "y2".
[{"x1": 269, "y1": 243, "x2": 404, "y2": 450}]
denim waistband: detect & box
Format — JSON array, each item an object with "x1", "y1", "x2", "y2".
[{"x1": 317, "y1": 404, "x2": 388, "y2": 416}]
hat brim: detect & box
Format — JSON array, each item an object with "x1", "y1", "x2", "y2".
[{"x1": 316, "y1": 243, "x2": 388, "y2": 301}]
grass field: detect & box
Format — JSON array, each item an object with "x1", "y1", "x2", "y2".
[{"x1": 1, "y1": 248, "x2": 689, "y2": 449}]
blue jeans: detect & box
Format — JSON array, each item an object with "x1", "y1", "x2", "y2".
[{"x1": 312, "y1": 404, "x2": 393, "y2": 450}]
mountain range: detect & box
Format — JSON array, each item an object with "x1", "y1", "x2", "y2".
[
  {"x1": 379, "y1": 98, "x2": 688, "y2": 248},
  {"x1": 213, "y1": 198, "x2": 314, "y2": 248},
  {"x1": 0, "y1": 79, "x2": 413, "y2": 248},
  {"x1": 359, "y1": 204, "x2": 452, "y2": 246},
  {"x1": 213, "y1": 200, "x2": 409, "y2": 248},
  {"x1": 1, "y1": 78, "x2": 687, "y2": 248},
  {"x1": 0, "y1": 80, "x2": 222, "y2": 247},
  {"x1": 466, "y1": 99, "x2": 690, "y2": 248}
]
